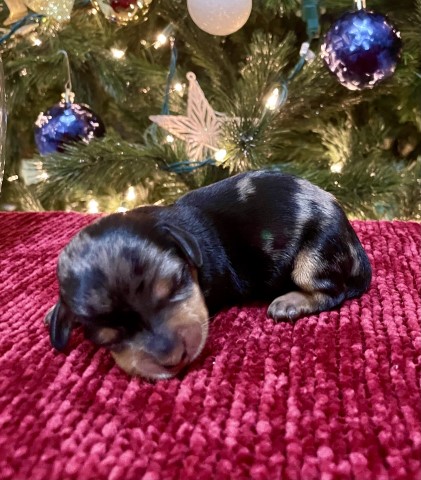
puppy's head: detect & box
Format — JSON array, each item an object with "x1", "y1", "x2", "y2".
[{"x1": 45, "y1": 211, "x2": 209, "y2": 380}]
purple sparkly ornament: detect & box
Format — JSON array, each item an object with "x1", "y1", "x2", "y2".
[
  {"x1": 321, "y1": 9, "x2": 402, "y2": 91},
  {"x1": 34, "y1": 101, "x2": 105, "y2": 155}
]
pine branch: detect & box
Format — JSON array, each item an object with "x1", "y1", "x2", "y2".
[{"x1": 1, "y1": 0, "x2": 420, "y2": 219}]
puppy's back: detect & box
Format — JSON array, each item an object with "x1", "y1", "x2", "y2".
[{"x1": 177, "y1": 170, "x2": 371, "y2": 301}]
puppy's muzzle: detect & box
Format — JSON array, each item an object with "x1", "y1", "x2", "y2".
[
  {"x1": 110, "y1": 278, "x2": 209, "y2": 380},
  {"x1": 111, "y1": 319, "x2": 208, "y2": 380}
]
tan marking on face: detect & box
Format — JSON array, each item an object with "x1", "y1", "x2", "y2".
[
  {"x1": 110, "y1": 272, "x2": 209, "y2": 380},
  {"x1": 164, "y1": 274, "x2": 209, "y2": 362},
  {"x1": 153, "y1": 278, "x2": 173, "y2": 302},
  {"x1": 111, "y1": 347, "x2": 138, "y2": 375},
  {"x1": 96, "y1": 327, "x2": 120, "y2": 345},
  {"x1": 111, "y1": 347, "x2": 174, "y2": 380}
]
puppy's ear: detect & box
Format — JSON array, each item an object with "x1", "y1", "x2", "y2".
[
  {"x1": 44, "y1": 300, "x2": 75, "y2": 351},
  {"x1": 160, "y1": 224, "x2": 203, "y2": 268}
]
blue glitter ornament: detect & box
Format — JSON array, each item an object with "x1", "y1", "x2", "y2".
[
  {"x1": 321, "y1": 10, "x2": 402, "y2": 91},
  {"x1": 34, "y1": 100, "x2": 105, "y2": 155}
]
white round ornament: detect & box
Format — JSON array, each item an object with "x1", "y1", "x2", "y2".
[{"x1": 187, "y1": 0, "x2": 252, "y2": 36}]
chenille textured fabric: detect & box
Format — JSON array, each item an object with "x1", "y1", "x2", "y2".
[{"x1": 0, "y1": 212, "x2": 420, "y2": 480}]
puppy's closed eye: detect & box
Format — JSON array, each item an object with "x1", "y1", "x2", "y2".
[
  {"x1": 153, "y1": 267, "x2": 191, "y2": 304},
  {"x1": 153, "y1": 278, "x2": 173, "y2": 302}
]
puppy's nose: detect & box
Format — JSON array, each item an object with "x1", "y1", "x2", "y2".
[
  {"x1": 149, "y1": 334, "x2": 176, "y2": 357},
  {"x1": 147, "y1": 332, "x2": 187, "y2": 370}
]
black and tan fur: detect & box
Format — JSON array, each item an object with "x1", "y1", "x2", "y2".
[{"x1": 45, "y1": 170, "x2": 372, "y2": 380}]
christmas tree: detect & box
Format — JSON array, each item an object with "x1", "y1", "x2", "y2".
[{"x1": 0, "y1": 0, "x2": 420, "y2": 219}]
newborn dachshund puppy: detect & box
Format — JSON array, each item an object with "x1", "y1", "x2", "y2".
[{"x1": 45, "y1": 170, "x2": 371, "y2": 380}]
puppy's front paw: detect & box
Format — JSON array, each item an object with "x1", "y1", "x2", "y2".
[{"x1": 267, "y1": 291, "x2": 316, "y2": 322}]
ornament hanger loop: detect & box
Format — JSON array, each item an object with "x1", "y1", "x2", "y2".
[
  {"x1": 355, "y1": 0, "x2": 366, "y2": 10},
  {"x1": 57, "y1": 50, "x2": 75, "y2": 103}
]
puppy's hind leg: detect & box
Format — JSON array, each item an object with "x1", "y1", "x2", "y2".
[{"x1": 267, "y1": 248, "x2": 348, "y2": 322}]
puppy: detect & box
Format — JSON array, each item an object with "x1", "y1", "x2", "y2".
[{"x1": 45, "y1": 170, "x2": 371, "y2": 380}]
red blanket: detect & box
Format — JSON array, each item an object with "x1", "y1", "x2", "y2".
[{"x1": 0, "y1": 213, "x2": 420, "y2": 480}]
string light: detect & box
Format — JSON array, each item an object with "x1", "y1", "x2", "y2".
[
  {"x1": 152, "y1": 24, "x2": 174, "y2": 49},
  {"x1": 265, "y1": 88, "x2": 280, "y2": 110},
  {"x1": 214, "y1": 149, "x2": 227, "y2": 162},
  {"x1": 166, "y1": 134, "x2": 175, "y2": 143},
  {"x1": 330, "y1": 162, "x2": 344, "y2": 173},
  {"x1": 116, "y1": 206, "x2": 128, "y2": 213},
  {"x1": 174, "y1": 82, "x2": 183, "y2": 92},
  {"x1": 87, "y1": 199, "x2": 99, "y2": 213},
  {"x1": 111, "y1": 48, "x2": 125, "y2": 59},
  {"x1": 30, "y1": 34, "x2": 42, "y2": 47},
  {"x1": 154, "y1": 33, "x2": 168, "y2": 49},
  {"x1": 126, "y1": 186, "x2": 136, "y2": 201}
]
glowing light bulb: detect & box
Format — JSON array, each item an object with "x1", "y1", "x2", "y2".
[
  {"x1": 31, "y1": 35, "x2": 42, "y2": 46},
  {"x1": 265, "y1": 88, "x2": 280, "y2": 111},
  {"x1": 166, "y1": 134, "x2": 175, "y2": 143},
  {"x1": 126, "y1": 186, "x2": 136, "y2": 201},
  {"x1": 111, "y1": 48, "x2": 125, "y2": 59},
  {"x1": 214, "y1": 149, "x2": 227, "y2": 162},
  {"x1": 155, "y1": 33, "x2": 168, "y2": 48},
  {"x1": 330, "y1": 162, "x2": 344, "y2": 173},
  {"x1": 174, "y1": 82, "x2": 183, "y2": 92},
  {"x1": 87, "y1": 199, "x2": 99, "y2": 213}
]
